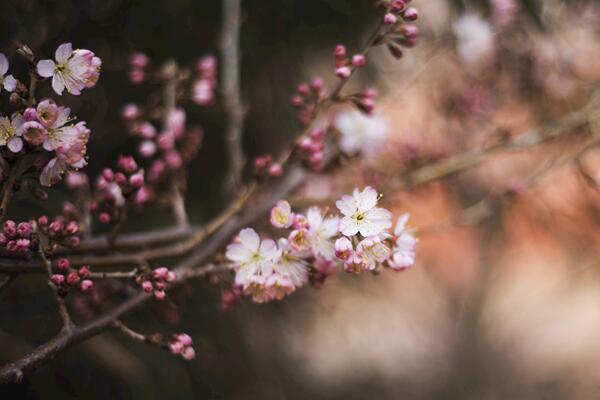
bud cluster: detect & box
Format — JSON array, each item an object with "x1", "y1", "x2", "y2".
[
  {"x1": 333, "y1": 44, "x2": 366, "y2": 81},
  {"x1": 167, "y1": 333, "x2": 196, "y2": 361},
  {"x1": 50, "y1": 258, "x2": 93, "y2": 295},
  {"x1": 0, "y1": 220, "x2": 35, "y2": 253},
  {"x1": 37, "y1": 214, "x2": 81, "y2": 248},
  {"x1": 91, "y1": 155, "x2": 148, "y2": 224},
  {"x1": 379, "y1": 0, "x2": 420, "y2": 59},
  {"x1": 192, "y1": 55, "x2": 218, "y2": 106},
  {"x1": 136, "y1": 266, "x2": 176, "y2": 301},
  {"x1": 297, "y1": 127, "x2": 326, "y2": 171},
  {"x1": 291, "y1": 77, "x2": 328, "y2": 126},
  {"x1": 253, "y1": 154, "x2": 283, "y2": 178},
  {"x1": 129, "y1": 52, "x2": 150, "y2": 84}
]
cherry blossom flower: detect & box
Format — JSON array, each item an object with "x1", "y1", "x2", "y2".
[
  {"x1": 356, "y1": 236, "x2": 391, "y2": 271},
  {"x1": 453, "y1": 14, "x2": 495, "y2": 65},
  {"x1": 334, "y1": 109, "x2": 389, "y2": 158},
  {"x1": 336, "y1": 186, "x2": 392, "y2": 237},
  {"x1": 37, "y1": 43, "x2": 101, "y2": 95},
  {"x1": 41, "y1": 105, "x2": 79, "y2": 151},
  {"x1": 388, "y1": 213, "x2": 417, "y2": 270},
  {"x1": 306, "y1": 207, "x2": 339, "y2": 260},
  {"x1": 0, "y1": 113, "x2": 25, "y2": 153},
  {"x1": 270, "y1": 200, "x2": 294, "y2": 229},
  {"x1": 0, "y1": 54, "x2": 17, "y2": 92},
  {"x1": 225, "y1": 228, "x2": 280, "y2": 290}
]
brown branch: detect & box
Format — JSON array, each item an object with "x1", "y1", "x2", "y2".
[
  {"x1": 222, "y1": 0, "x2": 246, "y2": 195},
  {"x1": 38, "y1": 243, "x2": 74, "y2": 330}
]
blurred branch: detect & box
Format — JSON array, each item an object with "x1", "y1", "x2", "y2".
[
  {"x1": 222, "y1": 0, "x2": 246, "y2": 195},
  {"x1": 162, "y1": 60, "x2": 189, "y2": 228}
]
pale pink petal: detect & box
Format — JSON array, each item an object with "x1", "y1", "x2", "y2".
[
  {"x1": 55, "y1": 43, "x2": 73, "y2": 63},
  {"x1": 394, "y1": 213, "x2": 410, "y2": 236},
  {"x1": 259, "y1": 239, "x2": 279, "y2": 261},
  {"x1": 339, "y1": 217, "x2": 360, "y2": 236},
  {"x1": 238, "y1": 228, "x2": 260, "y2": 251},
  {"x1": 226, "y1": 243, "x2": 253, "y2": 262},
  {"x1": 335, "y1": 195, "x2": 357, "y2": 216},
  {"x1": 7, "y1": 138, "x2": 22, "y2": 153},
  {"x1": 3, "y1": 75, "x2": 16, "y2": 92},
  {"x1": 0, "y1": 54, "x2": 8, "y2": 75},
  {"x1": 306, "y1": 207, "x2": 323, "y2": 228},
  {"x1": 36, "y1": 60, "x2": 56, "y2": 78},
  {"x1": 51, "y1": 74, "x2": 65, "y2": 95},
  {"x1": 54, "y1": 107, "x2": 71, "y2": 128}
]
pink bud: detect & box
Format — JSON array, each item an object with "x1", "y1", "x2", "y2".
[
  {"x1": 310, "y1": 77, "x2": 324, "y2": 92},
  {"x1": 129, "y1": 173, "x2": 144, "y2": 188},
  {"x1": 50, "y1": 274, "x2": 65, "y2": 286},
  {"x1": 16, "y1": 239, "x2": 30, "y2": 251},
  {"x1": 138, "y1": 141, "x2": 156, "y2": 158},
  {"x1": 383, "y1": 13, "x2": 398, "y2": 25},
  {"x1": 335, "y1": 237, "x2": 353, "y2": 261},
  {"x1": 48, "y1": 220, "x2": 64, "y2": 235},
  {"x1": 117, "y1": 156, "x2": 138, "y2": 173},
  {"x1": 65, "y1": 221, "x2": 80, "y2": 235},
  {"x1": 23, "y1": 107, "x2": 37, "y2": 121},
  {"x1": 154, "y1": 290, "x2": 166, "y2": 300},
  {"x1": 78, "y1": 266, "x2": 91, "y2": 278},
  {"x1": 153, "y1": 267, "x2": 169, "y2": 280},
  {"x1": 309, "y1": 128, "x2": 324, "y2": 141},
  {"x1": 80, "y1": 280, "x2": 93, "y2": 292},
  {"x1": 98, "y1": 213, "x2": 111, "y2": 224},
  {"x1": 402, "y1": 7, "x2": 418, "y2": 21},
  {"x1": 351, "y1": 54, "x2": 366, "y2": 67},
  {"x1": 67, "y1": 236, "x2": 81, "y2": 248},
  {"x1": 401, "y1": 25, "x2": 419, "y2": 39},
  {"x1": 166, "y1": 271, "x2": 176, "y2": 283},
  {"x1": 67, "y1": 271, "x2": 81, "y2": 286},
  {"x1": 182, "y1": 347, "x2": 196, "y2": 361},
  {"x1": 141, "y1": 280, "x2": 153, "y2": 293},
  {"x1": 335, "y1": 66, "x2": 351, "y2": 80},
  {"x1": 3, "y1": 220, "x2": 17, "y2": 237},
  {"x1": 102, "y1": 168, "x2": 114, "y2": 182},
  {"x1": 129, "y1": 52, "x2": 149, "y2": 68},
  {"x1": 16, "y1": 222, "x2": 33, "y2": 238},
  {"x1": 129, "y1": 68, "x2": 145, "y2": 84},
  {"x1": 268, "y1": 163, "x2": 283, "y2": 177},
  {"x1": 177, "y1": 334, "x2": 193, "y2": 347},
  {"x1": 169, "y1": 341, "x2": 184, "y2": 354},
  {"x1": 114, "y1": 172, "x2": 126, "y2": 185},
  {"x1": 122, "y1": 103, "x2": 141, "y2": 121},
  {"x1": 135, "y1": 186, "x2": 151, "y2": 205},
  {"x1": 333, "y1": 45, "x2": 347, "y2": 59},
  {"x1": 296, "y1": 83, "x2": 309, "y2": 95},
  {"x1": 291, "y1": 95, "x2": 303, "y2": 107},
  {"x1": 136, "y1": 122, "x2": 156, "y2": 139},
  {"x1": 37, "y1": 216, "x2": 48, "y2": 226}
]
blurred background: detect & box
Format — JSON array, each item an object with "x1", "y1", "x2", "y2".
[{"x1": 3, "y1": 0, "x2": 600, "y2": 398}]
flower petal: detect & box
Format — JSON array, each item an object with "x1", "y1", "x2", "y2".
[
  {"x1": 0, "y1": 54, "x2": 8, "y2": 76},
  {"x1": 36, "y1": 60, "x2": 56, "y2": 78},
  {"x1": 238, "y1": 228, "x2": 260, "y2": 251},
  {"x1": 339, "y1": 216, "x2": 359, "y2": 236},
  {"x1": 3, "y1": 75, "x2": 16, "y2": 92},
  {"x1": 7, "y1": 138, "x2": 22, "y2": 153},
  {"x1": 55, "y1": 43, "x2": 73, "y2": 63},
  {"x1": 226, "y1": 243, "x2": 253, "y2": 263},
  {"x1": 51, "y1": 74, "x2": 65, "y2": 95}
]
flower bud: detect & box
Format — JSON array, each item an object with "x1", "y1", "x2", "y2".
[{"x1": 80, "y1": 280, "x2": 93, "y2": 291}]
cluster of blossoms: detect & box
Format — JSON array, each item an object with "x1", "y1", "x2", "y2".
[
  {"x1": 291, "y1": 78, "x2": 328, "y2": 126},
  {"x1": 121, "y1": 106, "x2": 202, "y2": 200},
  {"x1": 333, "y1": 44, "x2": 366, "y2": 80},
  {"x1": 92, "y1": 155, "x2": 148, "y2": 223},
  {"x1": 128, "y1": 52, "x2": 150, "y2": 84},
  {"x1": 192, "y1": 55, "x2": 217, "y2": 105},
  {"x1": 37, "y1": 43, "x2": 101, "y2": 96},
  {"x1": 136, "y1": 266, "x2": 177, "y2": 301},
  {"x1": 0, "y1": 220, "x2": 34, "y2": 253},
  {"x1": 0, "y1": 44, "x2": 99, "y2": 188},
  {"x1": 37, "y1": 214, "x2": 82, "y2": 248},
  {"x1": 225, "y1": 186, "x2": 417, "y2": 303},
  {"x1": 50, "y1": 258, "x2": 93, "y2": 294},
  {"x1": 167, "y1": 333, "x2": 196, "y2": 361}
]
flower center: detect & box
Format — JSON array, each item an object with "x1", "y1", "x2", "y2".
[{"x1": 354, "y1": 212, "x2": 365, "y2": 221}]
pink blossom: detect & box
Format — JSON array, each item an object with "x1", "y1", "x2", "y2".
[
  {"x1": 0, "y1": 113, "x2": 24, "y2": 153},
  {"x1": 270, "y1": 200, "x2": 294, "y2": 229},
  {"x1": 37, "y1": 43, "x2": 101, "y2": 95},
  {"x1": 22, "y1": 121, "x2": 48, "y2": 146}
]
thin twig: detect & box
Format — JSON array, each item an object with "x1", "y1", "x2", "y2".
[
  {"x1": 222, "y1": 0, "x2": 246, "y2": 195},
  {"x1": 113, "y1": 320, "x2": 147, "y2": 342},
  {"x1": 38, "y1": 243, "x2": 74, "y2": 330}
]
